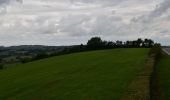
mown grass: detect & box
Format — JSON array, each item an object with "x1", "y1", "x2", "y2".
[
  {"x1": 157, "y1": 54, "x2": 170, "y2": 100},
  {"x1": 0, "y1": 48, "x2": 149, "y2": 100},
  {"x1": 122, "y1": 54, "x2": 155, "y2": 100}
]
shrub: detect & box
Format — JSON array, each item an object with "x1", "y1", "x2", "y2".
[
  {"x1": 149, "y1": 43, "x2": 162, "y2": 61},
  {"x1": 0, "y1": 64, "x2": 3, "y2": 70},
  {"x1": 34, "y1": 53, "x2": 49, "y2": 60},
  {"x1": 21, "y1": 58, "x2": 33, "y2": 63}
]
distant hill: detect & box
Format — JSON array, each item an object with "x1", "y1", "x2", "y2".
[{"x1": 0, "y1": 45, "x2": 68, "y2": 64}]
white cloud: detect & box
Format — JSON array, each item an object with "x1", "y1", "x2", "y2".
[{"x1": 0, "y1": 0, "x2": 169, "y2": 46}]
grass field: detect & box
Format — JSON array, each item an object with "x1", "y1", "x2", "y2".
[
  {"x1": 157, "y1": 54, "x2": 170, "y2": 100},
  {"x1": 0, "y1": 48, "x2": 149, "y2": 100}
]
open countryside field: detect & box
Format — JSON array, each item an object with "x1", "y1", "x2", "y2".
[
  {"x1": 157, "y1": 54, "x2": 170, "y2": 100},
  {"x1": 0, "y1": 48, "x2": 149, "y2": 100}
]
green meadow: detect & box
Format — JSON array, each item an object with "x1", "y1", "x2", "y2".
[{"x1": 0, "y1": 48, "x2": 149, "y2": 100}]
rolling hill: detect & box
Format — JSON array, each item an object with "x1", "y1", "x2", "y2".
[{"x1": 0, "y1": 48, "x2": 149, "y2": 100}]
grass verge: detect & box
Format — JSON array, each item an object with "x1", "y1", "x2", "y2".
[
  {"x1": 156, "y1": 52, "x2": 170, "y2": 100},
  {"x1": 121, "y1": 54, "x2": 155, "y2": 100},
  {"x1": 121, "y1": 44, "x2": 161, "y2": 100}
]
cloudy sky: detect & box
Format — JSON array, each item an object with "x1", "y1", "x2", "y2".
[{"x1": 0, "y1": 0, "x2": 170, "y2": 46}]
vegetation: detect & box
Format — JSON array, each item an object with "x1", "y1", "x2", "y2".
[
  {"x1": 21, "y1": 37, "x2": 155, "y2": 63},
  {"x1": 122, "y1": 44, "x2": 162, "y2": 100},
  {"x1": 0, "y1": 48, "x2": 149, "y2": 100},
  {"x1": 149, "y1": 43, "x2": 162, "y2": 60},
  {"x1": 0, "y1": 64, "x2": 3, "y2": 70},
  {"x1": 86, "y1": 37, "x2": 154, "y2": 50},
  {"x1": 0, "y1": 58, "x2": 3, "y2": 70},
  {"x1": 0, "y1": 45, "x2": 66, "y2": 64},
  {"x1": 148, "y1": 44, "x2": 162, "y2": 100},
  {"x1": 156, "y1": 53, "x2": 170, "y2": 100}
]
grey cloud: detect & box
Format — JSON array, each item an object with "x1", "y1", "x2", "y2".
[
  {"x1": 129, "y1": 0, "x2": 170, "y2": 38},
  {"x1": 0, "y1": 0, "x2": 169, "y2": 46},
  {"x1": 149, "y1": 0, "x2": 170, "y2": 18},
  {"x1": 0, "y1": 0, "x2": 10, "y2": 5},
  {"x1": 131, "y1": 0, "x2": 170, "y2": 23},
  {"x1": 26, "y1": 13, "x2": 128, "y2": 37},
  {"x1": 0, "y1": 0, "x2": 22, "y2": 5},
  {"x1": 56, "y1": 14, "x2": 130, "y2": 37},
  {"x1": 0, "y1": 0, "x2": 23, "y2": 14},
  {"x1": 71, "y1": 0, "x2": 125, "y2": 7},
  {"x1": 129, "y1": 0, "x2": 170, "y2": 43}
]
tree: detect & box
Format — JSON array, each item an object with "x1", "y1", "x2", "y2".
[
  {"x1": 132, "y1": 40, "x2": 138, "y2": 47},
  {"x1": 126, "y1": 41, "x2": 133, "y2": 48},
  {"x1": 144, "y1": 39, "x2": 149, "y2": 47},
  {"x1": 143, "y1": 39, "x2": 154, "y2": 47},
  {"x1": 107, "y1": 41, "x2": 115, "y2": 48},
  {"x1": 137, "y1": 38, "x2": 143, "y2": 47},
  {"x1": 87, "y1": 37, "x2": 103, "y2": 50},
  {"x1": 116, "y1": 40, "x2": 123, "y2": 47},
  {"x1": 148, "y1": 39, "x2": 154, "y2": 47}
]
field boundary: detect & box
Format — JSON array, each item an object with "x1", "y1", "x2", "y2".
[
  {"x1": 121, "y1": 54, "x2": 155, "y2": 100},
  {"x1": 150, "y1": 50, "x2": 169, "y2": 100}
]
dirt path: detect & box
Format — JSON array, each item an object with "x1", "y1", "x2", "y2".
[{"x1": 121, "y1": 56, "x2": 155, "y2": 100}]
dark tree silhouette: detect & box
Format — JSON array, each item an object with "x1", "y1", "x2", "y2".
[
  {"x1": 107, "y1": 41, "x2": 116, "y2": 48},
  {"x1": 21, "y1": 36, "x2": 156, "y2": 63},
  {"x1": 143, "y1": 39, "x2": 154, "y2": 47},
  {"x1": 137, "y1": 38, "x2": 143, "y2": 47},
  {"x1": 87, "y1": 37, "x2": 103, "y2": 50},
  {"x1": 116, "y1": 40, "x2": 123, "y2": 47},
  {"x1": 148, "y1": 39, "x2": 154, "y2": 47},
  {"x1": 86, "y1": 37, "x2": 154, "y2": 50}
]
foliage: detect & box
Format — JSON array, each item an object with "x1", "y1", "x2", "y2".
[
  {"x1": 21, "y1": 37, "x2": 156, "y2": 63},
  {"x1": 149, "y1": 43, "x2": 162, "y2": 60},
  {"x1": 21, "y1": 58, "x2": 34, "y2": 63},
  {"x1": 156, "y1": 55, "x2": 170, "y2": 100},
  {"x1": 0, "y1": 64, "x2": 3, "y2": 70},
  {"x1": 87, "y1": 37, "x2": 103, "y2": 50},
  {"x1": 0, "y1": 58, "x2": 3, "y2": 70},
  {"x1": 86, "y1": 37, "x2": 154, "y2": 50},
  {"x1": 149, "y1": 43, "x2": 162, "y2": 100},
  {"x1": 33, "y1": 53, "x2": 49, "y2": 60}
]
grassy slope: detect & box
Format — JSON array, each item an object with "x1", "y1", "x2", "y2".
[
  {"x1": 157, "y1": 54, "x2": 170, "y2": 100},
  {"x1": 0, "y1": 48, "x2": 148, "y2": 100}
]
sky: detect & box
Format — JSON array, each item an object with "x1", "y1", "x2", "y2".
[{"x1": 0, "y1": 0, "x2": 170, "y2": 46}]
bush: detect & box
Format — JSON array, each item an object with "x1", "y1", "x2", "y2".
[
  {"x1": 21, "y1": 58, "x2": 33, "y2": 63},
  {"x1": 0, "y1": 64, "x2": 3, "y2": 70},
  {"x1": 149, "y1": 43, "x2": 162, "y2": 60},
  {"x1": 34, "y1": 53, "x2": 49, "y2": 60}
]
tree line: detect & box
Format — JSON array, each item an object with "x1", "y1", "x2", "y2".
[
  {"x1": 21, "y1": 37, "x2": 155, "y2": 62},
  {"x1": 86, "y1": 37, "x2": 154, "y2": 50},
  {"x1": 0, "y1": 37, "x2": 159, "y2": 69},
  {"x1": 0, "y1": 37, "x2": 157, "y2": 65},
  {"x1": 65, "y1": 37, "x2": 155, "y2": 52}
]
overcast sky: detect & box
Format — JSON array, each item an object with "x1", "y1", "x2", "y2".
[{"x1": 0, "y1": 0, "x2": 170, "y2": 46}]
